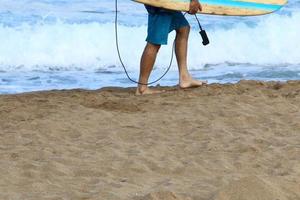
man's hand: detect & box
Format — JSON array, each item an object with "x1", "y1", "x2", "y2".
[{"x1": 189, "y1": 0, "x2": 202, "y2": 14}]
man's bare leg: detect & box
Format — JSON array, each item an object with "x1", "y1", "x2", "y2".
[
  {"x1": 136, "y1": 42, "x2": 163, "y2": 95},
  {"x1": 175, "y1": 26, "x2": 207, "y2": 88}
]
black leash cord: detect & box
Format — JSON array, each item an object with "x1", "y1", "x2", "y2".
[
  {"x1": 194, "y1": 14, "x2": 203, "y2": 30},
  {"x1": 115, "y1": 0, "x2": 175, "y2": 85}
]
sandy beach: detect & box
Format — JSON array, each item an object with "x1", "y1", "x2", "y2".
[{"x1": 0, "y1": 80, "x2": 299, "y2": 200}]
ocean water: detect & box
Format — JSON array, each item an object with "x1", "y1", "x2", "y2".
[{"x1": 0, "y1": 0, "x2": 300, "y2": 94}]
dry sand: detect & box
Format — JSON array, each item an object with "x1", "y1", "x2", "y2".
[{"x1": 0, "y1": 80, "x2": 300, "y2": 200}]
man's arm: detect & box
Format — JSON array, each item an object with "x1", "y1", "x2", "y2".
[{"x1": 189, "y1": 0, "x2": 202, "y2": 14}]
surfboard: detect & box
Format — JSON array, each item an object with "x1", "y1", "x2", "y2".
[{"x1": 132, "y1": 0, "x2": 287, "y2": 16}]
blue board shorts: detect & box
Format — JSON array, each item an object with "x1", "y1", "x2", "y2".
[{"x1": 145, "y1": 5, "x2": 190, "y2": 45}]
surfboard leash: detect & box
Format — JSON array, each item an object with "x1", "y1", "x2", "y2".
[
  {"x1": 185, "y1": 12, "x2": 210, "y2": 46},
  {"x1": 194, "y1": 14, "x2": 210, "y2": 45},
  {"x1": 115, "y1": 0, "x2": 209, "y2": 86}
]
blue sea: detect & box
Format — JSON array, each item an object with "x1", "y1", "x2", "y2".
[{"x1": 0, "y1": 0, "x2": 300, "y2": 94}]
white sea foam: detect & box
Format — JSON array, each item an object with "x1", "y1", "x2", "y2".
[
  {"x1": 0, "y1": 11, "x2": 299, "y2": 72},
  {"x1": 188, "y1": 12, "x2": 300, "y2": 69}
]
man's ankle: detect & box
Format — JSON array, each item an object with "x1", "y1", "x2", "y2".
[
  {"x1": 180, "y1": 73, "x2": 191, "y2": 81},
  {"x1": 137, "y1": 85, "x2": 148, "y2": 93}
]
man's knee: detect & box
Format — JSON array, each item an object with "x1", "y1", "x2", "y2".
[
  {"x1": 176, "y1": 26, "x2": 190, "y2": 38},
  {"x1": 146, "y1": 42, "x2": 161, "y2": 53}
]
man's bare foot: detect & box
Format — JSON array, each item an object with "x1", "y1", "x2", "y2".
[
  {"x1": 135, "y1": 87, "x2": 165, "y2": 95},
  {"x1": 179, "y1": 77, "x2": 207, "y2": 89}
]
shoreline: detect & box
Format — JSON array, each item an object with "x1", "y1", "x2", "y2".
[
  {"x1": 1, "y1": 79, "x2": 299, "y2": 96},
  {"x1": 0, "y1": 80, "x2": 299, "y2": 200}
]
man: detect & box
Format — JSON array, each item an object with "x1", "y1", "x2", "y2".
[{"x1": 136, "y1": 0, "x2": 207, "y2": 95}]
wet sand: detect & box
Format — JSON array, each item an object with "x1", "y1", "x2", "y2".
[{"x1": 0, "y1": 80, "x2": 299, "y2": 200}]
